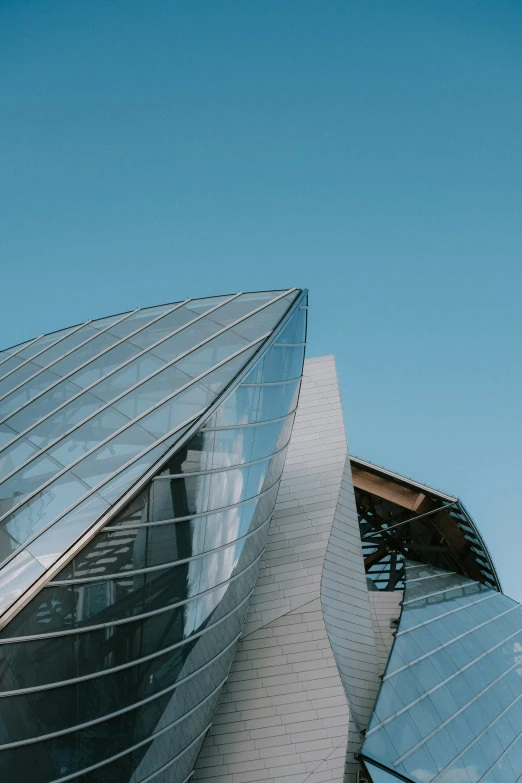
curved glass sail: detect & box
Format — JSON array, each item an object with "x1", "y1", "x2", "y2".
[
  {"x1": 362, "y1": 561, "x2": 522, "y2": 783},
  {"x1": 0, "y1": 290, "x2": 299, "y2": 622},
  {"x1": 0, "y1": 292, "x2": 307, "y2": 783}
]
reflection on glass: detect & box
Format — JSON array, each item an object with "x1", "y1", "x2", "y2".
[
  {"x1": 0, "y1": 290, "x2": 304, "y2": 782},
  {"x1": 363, "y1": 562, "x2": 522, "y2": 783}
]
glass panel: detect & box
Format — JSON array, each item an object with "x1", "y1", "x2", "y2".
[
  {"x1": 0, "y1": 549, "x2": 45, "y2": 614},
  {"x1": 97, "y1": 434, "x2": 189, "y2": 506},
  {"x1": 15, "y1": 525, "x2": 264, "y2": 635},
  {"x1": 125, "y1": 306, "x2": 199, "y2": 350},
  {"x1": 150, "y1": 318, "x2": 221, "y2": 364},
  {"x1": 0, "y1": 662, "x2": 225, "y2": 780},
  {"x1": 2, "y1": 471, "x2": 89, "y2": 547},
  {"x1": 206, "y1": 379, "x2": 300, "y2": 426},
  {"x1": 0, "y1": 354, "x2": 26, "y2": 377},
  {"x1": 13, "y1": 326, "x2": 77, "y2": 361},
  {"x1": 0, "y1": 423, "x2": 18, "y2": 447},
  {"x1": 25, "y1": 391, "x2": 107, "y2": 449},
  {"x1": 69, "y1": 340, "x2": 144, "y2": 389},
  {"x1": 182, "y1": 295, "x2": 228, "y2": 315},
  {"x1": 229, "y1": 297, "x2": 291, "y2": 342},
  {"x1": 48, "y1": 408, "x2": 131, "y2": 465},
  {"x1": 138, "y1": 384, "x2": 213, "y2": 440},
  {"x1": 201, "y1": 292, "x2": 281, "y2": 327},
  {"x1": 0, "y1": 453, "x2": 62, "y2": 516},
  {"x1": 29, "y1": 324, "x2": 99, "y2": 368},
  {"x1": 67, "y1": 483, "x2": 279, "y2": 579},
  {"x1": 0, "y1": 608, "x2": 242, "y2": 742},
  {"x1": 113, "y1": 365, "x2": 193, "y2": 420},
  {"x1": 363, "y1": 562, "x2": 522, "y2": 783},
  {"x1": 0, "y1": 364, "x2": 59, "y2": 409},
  {"x1": 69, "y1": 423, "x2": 156, "y2": 488},
  {"x1": 0, "y1": 553, "x2": 257, "y2": 655},
  {"x1": 173, "y1": 331, "x2": 249, "y2": 380},
  {"x1": 7, "y1": 379, "x2": 89, "y2": 436},
  {"x1": 101, "y1": 305, "x2": 175, "y2": 340},
  {"x1": 276, "y1": 306, "x2": 307, "y2": 344},
  {"x1": 162, "y1": 413, "x2": 293, "y2": 475},
  {"x1": 88, "y1": 352, "x2": 166, "y2": 403},
  {"x1": 243, "y1": 344, "x2": 305, "y2": 383},
  {"x1": 25, "y1": 493, "x2": 110, "y2": 568},
  {"x1": 46, "y1": 330, "x2": 119, "y2": 379},
  {"x1": 365, "y1": 761, "x2": 405, "y2": 782},
  {"x1": 0, "y1": 436, "x2": 40, "y2": 481},
  {"x1": 90, "y1": 312, "x2": 133, "y2": 331},
  {"x1": 151, "y1": 451, "x2": 285, "y2": 521}
]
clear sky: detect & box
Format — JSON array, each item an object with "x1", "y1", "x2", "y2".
[{"x1": 1, "y1": 1, "x2": 521, "y2": 598}]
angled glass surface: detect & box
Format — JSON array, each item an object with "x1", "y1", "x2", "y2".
[
  {"x1": 363, "y1": 561, "x2": 522, "y2": 783},
  {"x1": 365, "y1": 761, "x2": 411, "y2": 782},
  {"x1": 0, "y1": 291, "x2": 298, "y2": 625},
  {"x1": 0, "y1": 290, "x2": 306, "y2": 783}
]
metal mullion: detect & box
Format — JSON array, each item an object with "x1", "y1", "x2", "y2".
[
  {"x1": 0, "y1": 594, "x2": 248, "y2": 696},
  {"x1": 51, "y1": 705, "x2": 209, "y2": 783},
  {"x1": 0, "y1": 320, "x2": 90, "y2": 387},
  {"x1": 0, "y1": 335, "x2": 44, "y2": 370},
  {"x1": 52, "y1": 513, "x2": 272, "y2": 584},
  {"x1": 475, "y1": 729, "x2": 522, "y2": 782},
  {"x1": 0, "y1": 288, "x2": 294, "y2": 498},
  {"x1": 384, "y1": 603, "x2": 520, "y2": 681},
  {"x1": 395, "y1": 592, "x2": 498, "y2": 637},
  {"x1": 0, "y1": 594, "x2": 252, "y2": 748},
  {"x1": 1, "y1": 549, "x2": 264, "y2": 643},
  {"x1": 0, "y1": 310, "x2": 140, "y2": 409},
  {"x1": 0, "y1": 289, "x2": 287, "y2": 477},
  {"x1": 0, "y1": 333, "x2": 268, "y2": 528},
  {"x1": 0, "y1": 299, "x2": 256, "y2": 490},
  {"x1": 0, "y1": 297, "x2": 195, "y2": 436},
  {"x1": 396, "y1": 659, "x2": 522, "y2": 770},
  {"x1": 0, "y1": 288, "x2": 304, "y2": 631},
  {"x1": 407, "y1": 572, "x2": 455, "y2": 583},
  {"x1": 368, "y1": 621, "x2": 522, "y2": 738},
  {"x1": 200, "y1": 409, "x2": 296, "y2": 431},
  {"x1": 240, "y1": 377, "x2": 302, "y2": 387},
  {"x1": 403, "y1": 580, "x2": 481, "y2": 605},
  {"x1": 103, "y1": 478, "x2": 281, "y2": 530},
  {"x1": 363, "y1": 502, "x2": 459, "y2": 540},
  {"x1": 152, "y1": 438, "x2": 289, "y2": 481},
  {"x1": 49, "y1": 673, "x2": 223, "y2": 783}
]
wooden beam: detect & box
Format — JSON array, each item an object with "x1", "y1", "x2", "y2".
[{"x1": 352, "y1": 467, "x2": 427, "y2": 511}]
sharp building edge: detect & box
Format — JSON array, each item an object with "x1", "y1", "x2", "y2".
[{"x1": 0, "y1": 290, "x2": 520, "y2": 783}]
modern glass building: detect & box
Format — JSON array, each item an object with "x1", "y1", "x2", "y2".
[{"x1": 0, "y1": 288, "x2": 519, "y2": 783}]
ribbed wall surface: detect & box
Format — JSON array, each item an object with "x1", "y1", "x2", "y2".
[
  {"x1": 321, "y1": 456, "x2": 381, "y2": 736},
  {"x1": 193, "y1": 355, "x2": 351, "y2": 783},
  {"x1": 0, "y1": 294, "x2": 306, "y2": 783},
  {"x1": 368, "y1": 593, "x2": 402, "y2": 677}
]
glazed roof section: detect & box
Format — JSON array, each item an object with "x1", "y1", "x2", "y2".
[
  {"x1": 362, "y1": 561, "x2": 522, "y2": 783},
  {"x1": 0, "y1": 289, "x2": 301, "y2": 622}
]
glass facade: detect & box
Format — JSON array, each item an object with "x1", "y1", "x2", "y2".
[
  {"x1": 362, "y1": 561, "x2": 522, "y2": 783},
  {"x1": 0, "y1": 291, "x2": 307, "y2": 782},
  {"x1": 0, "y1": 290, "x2": 299, "y2": 618}
]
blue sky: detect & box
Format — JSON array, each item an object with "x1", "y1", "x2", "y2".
[{"x1": 1, "y1": 1, "x2": 521, "y2": 598}]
